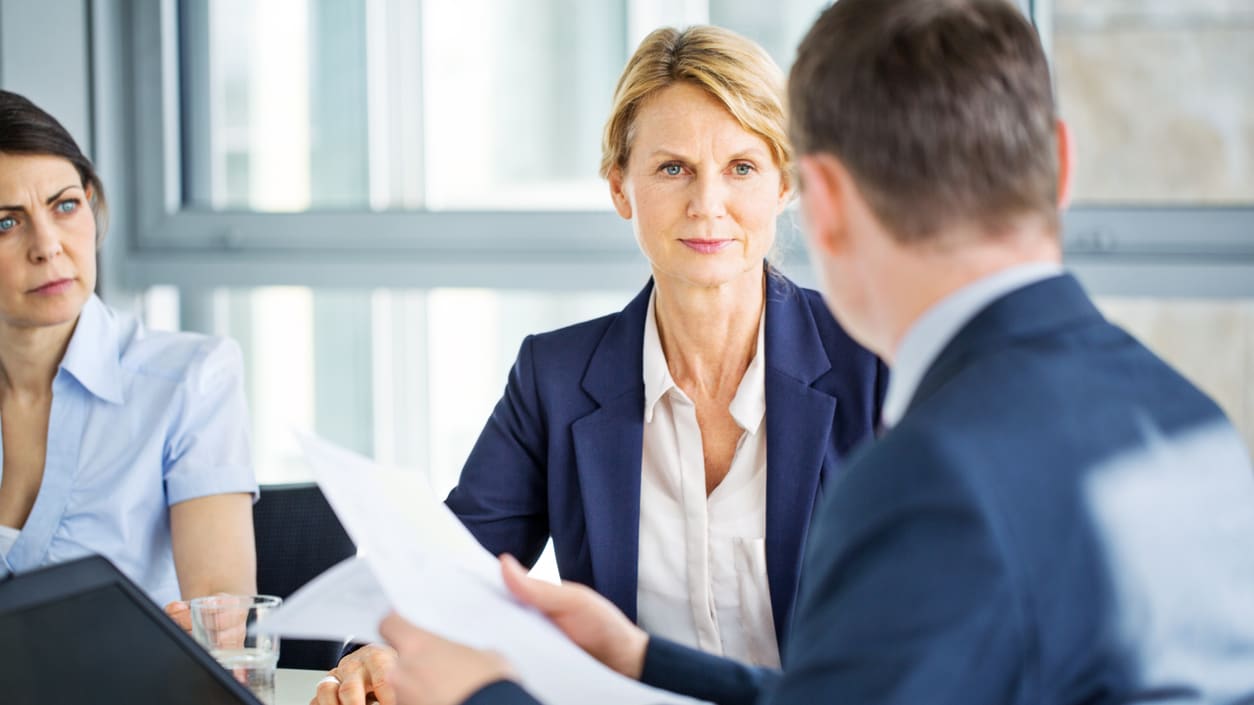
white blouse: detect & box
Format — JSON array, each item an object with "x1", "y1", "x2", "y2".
[{"x1": 636, "y1": 291, "x2": 781, "y2": 667}]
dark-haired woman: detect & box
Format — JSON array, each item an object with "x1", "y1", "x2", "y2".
[{"x1": 0, "y1": 89, "x2": 257, "y2": 620}]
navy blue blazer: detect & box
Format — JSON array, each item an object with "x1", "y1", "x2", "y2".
[
  {"x1": 468, "y1": 274, "x2": 1254, "y2": 705},
  {"x1": 446, "y1": 271, "x2": 885, "y2": 646}
]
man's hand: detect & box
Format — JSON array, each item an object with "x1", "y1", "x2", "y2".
[
  {"x1": 380, "y1": 614, "x2": 514, "y2": 705},
  {"x1": 500, "y1": 554, "x2": 648, "y2": 679}
]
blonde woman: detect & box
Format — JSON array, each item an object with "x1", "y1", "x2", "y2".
[{"x1": 317, "y1": 26, "x2": 884, "y2": 705}]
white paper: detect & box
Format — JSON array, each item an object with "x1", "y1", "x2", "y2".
[
  {"x1": 257, "y1": 556, "x2": 388, "y2": 644},
  {"x1": 263, "y1": 432, "x2": 707, "y2": 705}
]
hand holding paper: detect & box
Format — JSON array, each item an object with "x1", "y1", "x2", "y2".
[{"x1": 262, "y1": 433, "x2": 706, "y2": 705}]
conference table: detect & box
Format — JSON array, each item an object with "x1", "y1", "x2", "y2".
[{"x1": 276, "y1": 668, "x2": 333, "y2": 705}]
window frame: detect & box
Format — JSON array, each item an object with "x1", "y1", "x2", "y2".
[{"x1": 90, "y1": 0, "x2": 1254, "y2": 298}]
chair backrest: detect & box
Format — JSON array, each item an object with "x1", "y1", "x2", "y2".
[{"x1": 253, "y1": 483, "x2": 356, "y2": 670}]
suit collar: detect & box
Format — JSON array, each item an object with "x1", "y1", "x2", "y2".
[
  {"x1": 582, "y1": 271, "x2": 835, "y2": 402},
  {"x1": 581, "y1": 280, "x2": 652, "y2": 405},
  {"x1": 641, "y1": 286, "x2": 768, "y2": 433},
  {"x1": 883, "y1": 263, "x2": 1063, "y2": 428},
  {"x1": 764, "y1": 273, "x2": 832, "y2": 384},
  {"x1": 575, "y1": 269, "x2": 842, "y2": 638},
  {"x1": 907, "y1": 272, "x2": 1104, "y2": 417}
]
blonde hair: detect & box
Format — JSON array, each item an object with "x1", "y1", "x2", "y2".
[{"x1": 600, "y1": 26, "x2": 792, "y2": 190}]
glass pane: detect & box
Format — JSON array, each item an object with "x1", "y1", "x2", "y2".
[
  {"x1": 421, "y1": 0, "x2": 627, "y2": 210},
  {"x1": 1096, "y1": 296, "x2": 1254, "y2": 454},
  {"x1": 180, "y1": 0, "x2": 627, "y2": 212},
  {"x1": 181, "y1": 0, "x2": 372, "y2": 211},
  {"x1": 1051, "y1": 0, "x2": 1254, "y2": 204},
  {"x1": 160, "y1": 287, "x2": 632, "y2": 488},
  {"x1": 179, "y1": 0, "x2": 866, "y2": 216},
  {"x1": 709, "y1": 0, "x2": 828, "y2": 71}
]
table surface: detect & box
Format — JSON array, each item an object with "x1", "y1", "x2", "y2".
[{"x1": 276, "y1": 668, "x2": 331, "y2": 705}]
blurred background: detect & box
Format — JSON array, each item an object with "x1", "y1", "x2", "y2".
[{"x1": 1, "y1": 0, "x2": 1251, "y2": 497}]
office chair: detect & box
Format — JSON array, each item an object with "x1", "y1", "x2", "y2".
[{"x1": 253, "y1": 482, "x2": 356, "y2": 670}]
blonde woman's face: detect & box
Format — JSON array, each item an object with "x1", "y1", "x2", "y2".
[{"x1": 609, "y1": 82, "x2": 787, "y2": 291}]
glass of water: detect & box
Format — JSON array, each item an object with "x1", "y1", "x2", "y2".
[{"x1": 190, "y1": 594, "x2": 283, "y2": 704}]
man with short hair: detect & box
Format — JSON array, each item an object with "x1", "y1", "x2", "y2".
[{"x1": 365, "y1": 1, "x2": 1254, "y2": 704}]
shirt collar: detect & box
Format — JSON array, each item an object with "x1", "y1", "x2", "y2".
[
  {"x1": 728, "y1": 312, "x2": 767, "y2": 434},
  {"x1": 642, "y1": 289, "x2": 768, "y2": 434},
  {"x1": 881, "y1": 262, "x2": 1063, "y2": 429},
  {"x1": 642, "y1": 289, "x2": 674, "y2": 423},
  {"x1": 59, "y1": 294, "x2": 126, "y2": 404}
]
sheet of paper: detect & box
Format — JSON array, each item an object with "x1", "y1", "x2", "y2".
[
  {"x1": 257, "y1": 556, "x2": 388, "y2": 644},
  {"x1": 265, "y1": 432, "x2": 707, "y2": 705}
]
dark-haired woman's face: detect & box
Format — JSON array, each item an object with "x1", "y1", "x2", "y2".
[{"x1": 0, "y1": 153, "x2": 97, "y2": 331}]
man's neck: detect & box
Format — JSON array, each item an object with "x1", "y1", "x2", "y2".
[{"x1": 878, "y1": 231, "x2": 1062, "y2": 366}]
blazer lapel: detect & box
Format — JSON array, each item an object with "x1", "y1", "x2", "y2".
[
  {"x1": 908, "y1": 274, "x2": 1103, "y2": 417},
  {"x1": 571, "y1": 281, "x2": 652, "y2": 621},
  {"x1": 763, "y1": 277, "x2": 838, "y2": 645}
]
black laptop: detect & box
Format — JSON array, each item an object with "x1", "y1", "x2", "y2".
[{"x1": 0, "y1": 554, "x2": 263, "y2": 704}]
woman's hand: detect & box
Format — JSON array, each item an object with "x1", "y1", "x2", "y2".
[
  {"x1": 164, "y1": 600, "x2": 193, "y2": 632},
  {"x1": 500, "y1": 554, "x2": 648, "y2": 679},
  {"x1": 380, "y1": 614, "x2": 514, "y2": 705},
  {"x1": 312, "y1": 644, "x2": 398, "y2": 705}
]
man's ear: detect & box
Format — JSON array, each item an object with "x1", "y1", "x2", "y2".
[
  {"x1": 1055, "y1": 118, "x2": 1074, "y2": 211},
  {"x1": 798, "y1": 155, "x2": 847, "y2": 258},
  {"x1": 607, "y1": 166, "x2": 633, "y2": 220}
]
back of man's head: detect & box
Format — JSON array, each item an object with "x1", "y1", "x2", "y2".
[{"x1": 790, "y1": 0, "x2": 1058, "y2": 244}]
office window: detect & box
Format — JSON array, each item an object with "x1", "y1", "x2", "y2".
[
  {"x1": 149, "y1": 287, "x2": 630, "y2": 489},
  {"x1": 1045, "y1": 0, "x2": 1254, "y2": 448},
  {"x1": 123, "y1": 0, "x2": 1254, "y2": 475},
  {"x1": 153, "y1": 0, "x2": 831, "y2": 486},
  {"x1": 1050, "y1": 0, "x2": 1254, "y2": 205},
  {"x1": 179, "y1": 0, "x2": 830, "y2": 215}
]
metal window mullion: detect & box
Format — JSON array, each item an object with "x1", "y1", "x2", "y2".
[
  {"x1": 177, "y1": 0, "x2": 214, "y2": 211},
  {"x1": 131, "y1": 0, "x2": 183, "y2": 244}
]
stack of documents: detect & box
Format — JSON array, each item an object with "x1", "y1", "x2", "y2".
[{"x1": 261, "y1": 433, "x2": 707, "y2": 705}]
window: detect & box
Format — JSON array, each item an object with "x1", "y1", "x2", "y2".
[
  {"x1": 180, "y1": 0, "x2": 626, "y2": 212},
  {"x1": 1048, "y1": 0, "x2": 1254, "y2": 205},
  {"x1": 148, "y1": 286, "x2": 631, "y2": 489},
  {"x1": 177, "y1": 0, "x2": 830, "y2": 214},
  {"x1": 98, "y1": 0, "x2": 1254, "y2": 486},
  {"x1": 1046, "y1": 0, "x2": 1254, "y2": 447}
]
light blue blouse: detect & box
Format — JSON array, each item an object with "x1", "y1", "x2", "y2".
[{"x1": 0, "y1": 295, "x2": 257, "y2": 606}]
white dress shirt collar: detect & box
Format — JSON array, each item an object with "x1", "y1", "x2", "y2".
[
  {"x1": 881, "y1": 262, "x2": 1064, "y2": 429},
  {"x1": 642, "y1": 289, "x2": 767, "y2": 434}
]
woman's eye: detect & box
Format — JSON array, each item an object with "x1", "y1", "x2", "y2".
[
  {"x1": 0, "y1": 217, "x2": 15, "y2": 232},
  {"x1": 57, "y1": 199, "x2": 80, "y2": 214},
  {"x1": 733, "y1": 163, "x2": 755, "y2": 176},
  {"x1": 662, "y1": 163, "x2": 684, "y2": 176}
]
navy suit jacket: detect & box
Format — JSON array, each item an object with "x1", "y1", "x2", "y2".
[
  {"x1": 446, "y1": 271, "x2": 885, "y2": 646},
  {"x1": 467, "y1": 274, "x2": 1254, "y2": 705}
]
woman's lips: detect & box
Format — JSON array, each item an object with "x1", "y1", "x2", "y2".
[
  {"x1": 680, "y1": 239, "x2": 733, "y2": 254},
  {"x1": 29, "y1": 278, "x2": 74, "y2": 296}
]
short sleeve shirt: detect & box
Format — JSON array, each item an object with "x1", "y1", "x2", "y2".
[{"x1": 0, "y1": 295, "x2": 257, "y2": 605}]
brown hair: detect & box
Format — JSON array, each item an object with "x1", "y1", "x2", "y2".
[
  {"x1": 0, "y1": 89, "x2": 109, "y2": 237},
  {"x1": 789, "y1": 0, "x2": 1058, "y2": 242},
  {"x1": 602, "y1": 25, "x2": 792, "y2": 191}
]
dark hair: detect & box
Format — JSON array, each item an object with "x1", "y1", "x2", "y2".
[
  {"x1": 789, "y1": 0, "x2": 1058, "y2": 243},
  {"x1": 0, "y1": 89, "x2": 109, "y2": 236}
]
